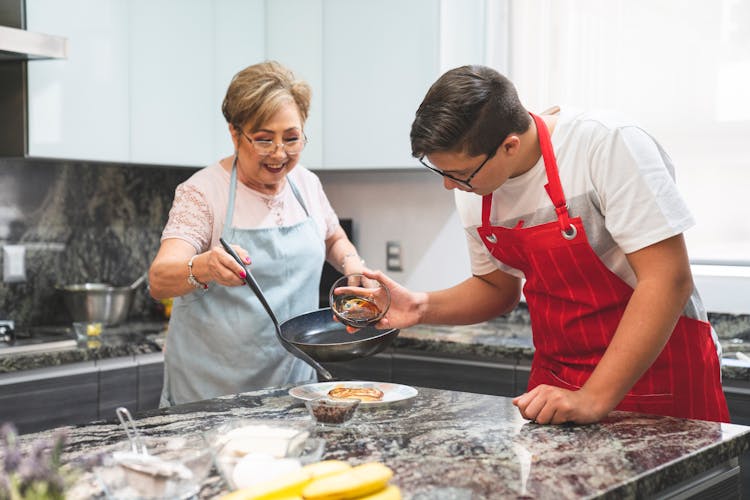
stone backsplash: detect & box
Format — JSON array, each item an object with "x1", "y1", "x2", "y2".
[
  {"x1": 1, "y1": 157, "x2": 748, "y2": 338},
  {"x1": 0, "y1": 158, "x2": 195, "y2": 328}
]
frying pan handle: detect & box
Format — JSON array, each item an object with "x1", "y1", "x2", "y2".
[{"x1": 219, "y1": 238, "x2": 333, "y2": 381}]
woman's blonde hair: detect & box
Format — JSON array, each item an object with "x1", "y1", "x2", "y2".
[{"x1": 222, "y1": 60, "x2": 311, "y2": 133}]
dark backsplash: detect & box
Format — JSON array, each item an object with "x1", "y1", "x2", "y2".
[{"x1": 0, "y1": 158, "x2": 196, "y2": 328}]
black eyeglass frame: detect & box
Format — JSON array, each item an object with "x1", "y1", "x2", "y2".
[
  {"x1": 238, "y1": 128, "x2": 308, "y2": 157},
  {"x1": 419, "y1": 152, "x2": 494, "y2": 189}
]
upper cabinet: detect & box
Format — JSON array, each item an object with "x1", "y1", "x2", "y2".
[
  {"x1": 26, "y1": 0, "x2": 265, "y2": 167},
  {"x1": 26, "y1": 0, "x2": 130, "y2": 162},
  {"x1": 320, "y1": 0, "x2": 440, "y2": 169},
  {"x1": 25, "y1": 0, "x2": 487, "y2": 169},
  {"x1": 265, "y1": 0, "x2": 324, "y2": 169},
  {"x1": 128, "y1": 0, "x2": 215, "y2": 166}
]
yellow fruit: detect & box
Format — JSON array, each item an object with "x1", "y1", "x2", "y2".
[
  {"x1": 353, "y1": 485, "x2": 401, "y2": 500},
  {"x1": 302, "y1": 460, "x2": 352, "y2": 479},
  {"x1": 302, "y1": 462, "x2": 393, "y2": 500},
  {"x1": 219, "y1": 468, "x2": 311, "y2": 500}
]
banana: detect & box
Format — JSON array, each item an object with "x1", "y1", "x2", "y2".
[
  {"x1": 302, "y1": 460, "x2": 352, "y2": 479},
  {"x1": 302, "y1": 462, "x2": 394, "y2": 500},
  {"x1": 219, "y1": 468, "x2": 311, "y2": 500},
  {"x1": 353, "y1": 485, "x2": 401, "y2": 500}
]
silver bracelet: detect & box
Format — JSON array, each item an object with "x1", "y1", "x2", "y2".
[{"x1": 187, "y1": 255, "x2": 208, "y2": 289}]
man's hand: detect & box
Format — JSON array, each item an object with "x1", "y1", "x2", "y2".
[{"x1": 512, "y1": 384, "x2": 610, "y2": 425}]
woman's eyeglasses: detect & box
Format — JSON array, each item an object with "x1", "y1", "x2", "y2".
[{"x1": 240, "y1": 130, "x2": 307, "y2": 156}]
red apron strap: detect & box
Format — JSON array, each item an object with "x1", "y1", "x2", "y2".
[
  {"x1": 530, "y1": 113, "x2": 574, "y2": 236},
  {"x1": 481, "y1": 193, "x2": 493, "y2": 228}
]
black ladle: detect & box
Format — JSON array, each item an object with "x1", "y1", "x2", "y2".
[{"x1": 219, "y1": 237, "x2": 333, "y2": 381}]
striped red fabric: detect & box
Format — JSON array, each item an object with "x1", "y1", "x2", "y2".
[{"x1": 476, "y1": 113, "x2": 729, "y2": 422}]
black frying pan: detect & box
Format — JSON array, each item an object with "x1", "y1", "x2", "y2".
[
  {"x1": 279, "y1": 308, "x2": 399, "y2": 362},
  {"x1": 219, "y1": 238, "x2": 399, "y2": 380}
]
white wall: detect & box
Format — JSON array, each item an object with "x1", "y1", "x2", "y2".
[{"x1": 318, "y1": 171, "x2": 471, "y2": 293}]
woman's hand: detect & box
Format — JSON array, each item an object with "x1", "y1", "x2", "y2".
[
  {"x1": 512, "y1": 384, "x2": 611, "y2": 425},
  {"x1": 204, "y1": 244, "x2": 251, "y2": 287}
]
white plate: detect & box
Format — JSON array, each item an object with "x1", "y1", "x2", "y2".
[{"x1": 289, "y1": 381, "x2": 418, "y2": 407}]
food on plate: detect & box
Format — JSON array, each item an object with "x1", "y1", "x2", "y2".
[
  {"x1": 327, "y1": 386, "x2": 384, "y2": 402},
  {"x1": 302, "y1": 462, "x2": 395, "y2": 500}
]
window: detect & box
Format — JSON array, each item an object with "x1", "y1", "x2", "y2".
[{"x1": 486, "y1": 0, "x2": 750, "y2": 312}]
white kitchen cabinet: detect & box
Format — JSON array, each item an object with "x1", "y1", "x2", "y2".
[
  {"x1": 26, "y1": 0, "x2": 130, "y2": 162},
  {"x1": 25, "y1": 0, "x2": 266, "y2": 167},
  {"x1": 212, "y1": 0, "x2": 266, "y2": 163},
  {"x1": 130, "y1": 0, "x2": 266, "y2": 166},
  {"x1": 320, "y1": 0, "x2": 440, "y2": 169},
  {"x1": 265, "y1": 0, "x2": 324, "y2": 168},
  {"x1": 128, "y1": 0, "x2": 214, "y2": 166},
  {"x1": 24, "y1": 0, "x2": 485, "y2": 169}
]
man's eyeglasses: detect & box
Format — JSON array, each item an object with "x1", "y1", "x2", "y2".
[
  {"x1": 419, "y1": 153, "x2": 492, "y2": 189},
  {"x1": 240, "y1": 130, "x2": 307, "y2": 156}
]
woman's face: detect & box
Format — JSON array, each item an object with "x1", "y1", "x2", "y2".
[{"x1": 231, "y1": 100, "x2": 305, "y2": 194}]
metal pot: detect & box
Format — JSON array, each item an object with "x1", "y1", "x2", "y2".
[{"x1": 59, "y1": 283, "x2": 134, "y2": 326}]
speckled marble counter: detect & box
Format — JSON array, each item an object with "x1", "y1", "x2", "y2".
[
  {"x1": 6, "y1": 385, "x2": 750, "y2": 499},
  {"x1": 392, "y1": 306, "x2": 750, "y2": 382},
  {"x1": 0, "y1": 320, "x2": 166, "y2": 373},
  {"x1": 3, "y1": 308, "x2": 750, "y2": 382}
]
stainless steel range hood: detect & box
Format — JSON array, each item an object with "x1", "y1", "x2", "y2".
[{"x1": 0, "y1": 25, "x2": 67, "y2": 60}]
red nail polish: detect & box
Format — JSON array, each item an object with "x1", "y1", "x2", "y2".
[
  {"x1": 244, "y1": 256, "x2": 251, "y2": 264},
  {"x1": 240, "y1": 270, "x2": 246, "y2": 279}
]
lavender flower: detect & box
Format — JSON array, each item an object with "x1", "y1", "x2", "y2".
[{"x1": 0, "y1": 424, "x2": 68, "y2": 500}]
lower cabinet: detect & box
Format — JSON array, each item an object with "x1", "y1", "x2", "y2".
[
  {"x1": 322, "y1": 352, "x2": 393, "y2": 382},
  {"x1": 0, "y1": 362, "x2": 99, "y2": 434},
  {"x1": 0, "y1": 353, "x2": 165, "y2": 435},
  {"x1": 98, "y1": 357, "x2": 139, "y2": 421},
  {"x1": 322, "y1": 349, "x2": 527, "y2": 398},
  {"x1": 390, "y1": 353, "x2": 517, "y2": 397},
  {"x1": 137, "y1": 352, "x2": 165, "y2": 411}
]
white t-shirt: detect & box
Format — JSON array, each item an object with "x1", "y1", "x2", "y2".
[
  {"x1": 161, "y1": 162, "x2": 340, "y2": 252},
  {"x1": 455, "y1": 107, "x2": 710, "y2": 323}
]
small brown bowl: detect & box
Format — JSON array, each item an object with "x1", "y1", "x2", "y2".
[{"x1": 305, "y1": 397, "x2": 360, "y2": 426}]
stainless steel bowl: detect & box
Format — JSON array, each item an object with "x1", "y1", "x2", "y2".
[{"x1": 59, "y1": 283, "x2": 134, "y2": 325}]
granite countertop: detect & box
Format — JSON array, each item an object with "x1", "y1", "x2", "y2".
[
  {"x1": 7, "y1": 385, "x2": 749, "y2": 499},
  {"x1": 3, "y1": 308, "x2": 750, "y2": 382},
  {"x1": 393, "y1": 307, "x2": 750, "y2": 382},
  {"x1": 0, "y1": 321, "x2": 167, "y2": 374}
]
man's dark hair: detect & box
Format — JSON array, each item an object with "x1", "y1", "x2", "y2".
[{"x1": 410, "y1": 65, "x2": 531, "y2": 158}]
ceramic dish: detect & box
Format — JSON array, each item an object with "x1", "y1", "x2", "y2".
[{"x1": 289, "y1": 381, "x2": 418, "y2": 407}]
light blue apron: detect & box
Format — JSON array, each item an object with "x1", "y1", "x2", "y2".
[{"x1": 161, "y1": 161, "x2": 324, "y2": 406}]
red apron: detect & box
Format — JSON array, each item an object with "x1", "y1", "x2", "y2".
[{"x1": 477, "y1": 113, "x2": 729, "y2": 422}]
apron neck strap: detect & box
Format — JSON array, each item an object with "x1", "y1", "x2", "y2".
[
  {"x1": 226, "y1": 156, "x2": 310, "y2": 228},
  {"x1": 531, "y1": 112, "x2": 572, "y2": 231},
  {"x1": 481, "y1": 113, "x2": 572, "y2": 232}
]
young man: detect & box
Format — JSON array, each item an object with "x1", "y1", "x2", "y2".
[{"x1": 367, "y1": 65, "x2": 728, "y2": 424}]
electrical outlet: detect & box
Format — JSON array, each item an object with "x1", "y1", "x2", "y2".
[
  {"x1": 386, "y1": 241, "x2": 403, "y2": 272},
  {"x1": 3, "y1": 245, "x2": 26, "y2": 283}
]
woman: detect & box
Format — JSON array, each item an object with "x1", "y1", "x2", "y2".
[
  {"x1": 149, "y1": 61, "x2": 364, "y2": 406},
  {"x1": 366, "y1": 65, "x2": 728, "y2": 424}
]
